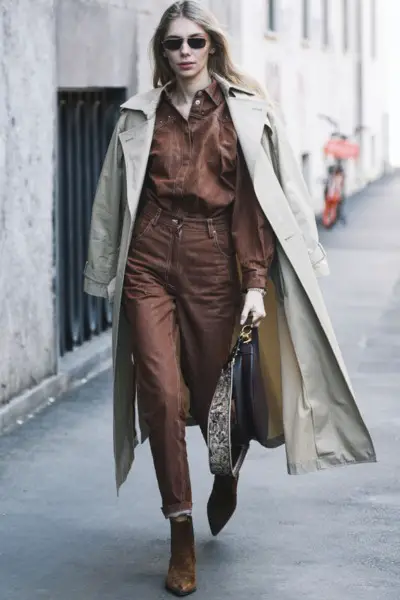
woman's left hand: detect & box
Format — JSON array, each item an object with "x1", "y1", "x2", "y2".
[{"x1": 240, "y1": 289, "x2": 266, "y2": 328}]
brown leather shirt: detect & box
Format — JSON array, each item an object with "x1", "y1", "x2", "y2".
[{"x1": 142, "y1": 80, "x2": 275, "y2": 290}]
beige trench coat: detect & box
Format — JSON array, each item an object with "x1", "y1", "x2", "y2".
[{"x1": 84, "y1": 76, "x2": 376, "y2": 491}]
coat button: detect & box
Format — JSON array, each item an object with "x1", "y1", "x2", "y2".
[{"x1": 194, "y1": 99, "x2": 201, "y2": 105}]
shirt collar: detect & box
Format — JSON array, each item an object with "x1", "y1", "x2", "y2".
[
  {"x1": 163, "y1": 78, "x2": 223, "y2": 106},
  {"x1": 203, "y1": 79, "x2": 223, "y2": 106}
]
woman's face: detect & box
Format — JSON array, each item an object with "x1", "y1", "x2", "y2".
[{"x1": 162, "y1": 17, "x2": 213, "y2": 82}]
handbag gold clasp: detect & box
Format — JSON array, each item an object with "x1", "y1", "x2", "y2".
[{"x1": 239, "y1": 325, "x2": 253, "y2": 344}]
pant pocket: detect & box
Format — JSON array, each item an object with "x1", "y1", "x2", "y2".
[
  {"x1": 132, "y1": 216, "x2": 154, "y2": 242},
  {"x1": 211, "y1": 228, "x2": 235, "y2": 259}
]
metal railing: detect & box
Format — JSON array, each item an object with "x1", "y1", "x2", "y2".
[{"x1": 57, "y1": 88, "x2": 126, "y2": 356}]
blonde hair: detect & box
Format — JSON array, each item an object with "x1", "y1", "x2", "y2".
[{"x1": 151, "y1": 1, "x2": 266, "y2": 98}]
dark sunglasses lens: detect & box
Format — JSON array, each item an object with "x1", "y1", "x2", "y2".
[
  {"x1": 188, "y1": 38, "x2": 207, "y2": 49},
  {"x1": 163, "y1": 38, "x2": 207, "y2": 51},
  {"x1": 163, "y1": 39, "x2": 182, "y2": 51}
]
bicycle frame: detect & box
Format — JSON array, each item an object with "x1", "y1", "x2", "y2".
[{"x1": 321, "y1": 125, "x2": 360, "y2": 229}]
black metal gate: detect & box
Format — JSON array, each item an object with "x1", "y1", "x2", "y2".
[{"x1": 57, "y1": 88, "x2": 126, "y2": 356}]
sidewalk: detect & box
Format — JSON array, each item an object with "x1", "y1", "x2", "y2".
[
  {"x1": 0, "y1": 328, "x2": 112, "y2": 436},
  {"x1": 1, "y1": 173, "x2": 400, "y2": 600}
]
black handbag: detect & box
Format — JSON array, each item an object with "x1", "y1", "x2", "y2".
[{"x1": 207, "y1": 325, "x2": 269, "y2": 477}]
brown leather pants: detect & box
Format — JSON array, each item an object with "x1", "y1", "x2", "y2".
[{"x1": 122, "y1": 201, "x2": 241, "y2": 518}]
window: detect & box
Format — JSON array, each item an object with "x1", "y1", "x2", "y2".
[
  {"x1": 301, "y1": 153, "x2": 311, "y2": 191},
  {"x1": 57, "y1": 88, "x2": 126, "y2": 355},
  {"x1": 322, "y1": 0, "x2": 329, "y2": 46},
  {"x1": 267, "y1": 0, "x2": 277, "y2": 32},
  {"x1": 302, "y1": 0, "x2": 310, "y2": 40},
  {"x1": 342, "y1": 0, "x2": 349, "y2": 51},
  {"x1": 371, "y1": 0, "x2": 377, "y2": 58}
]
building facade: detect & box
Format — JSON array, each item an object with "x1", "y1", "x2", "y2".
[
  {"x1": 235, "y1": 0, "x2": 388, "y2": 212},
  {"x1": 0, "y1": 0, "x2": 391, "y2": 409}
]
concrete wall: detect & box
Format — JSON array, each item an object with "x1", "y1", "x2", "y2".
[
  {"x1": 0, "y1": 0, "x2": 57, "y2": 405},
  {"x1": 57, "y1": 0, "x2": 138, "y2": 92}
]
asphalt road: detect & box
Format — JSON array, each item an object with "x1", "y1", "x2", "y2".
[{"x1": 1, "y1": 174, "x2": 400, "y2": 600}]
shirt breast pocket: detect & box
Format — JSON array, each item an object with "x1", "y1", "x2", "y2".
[
  {"x1": 154, "y1": 114, "x2": 176, "y2": 133},
  {"x1": 151, "y1": 115, "x2": 177, "y2": 176},
  {"x1": 214, "y1": 114, "x2": 237, "y2": 184}
]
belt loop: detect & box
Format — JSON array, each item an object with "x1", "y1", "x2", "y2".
[
  {"x1": 151, "y1": 208, "x2": 161, "y2": 227},
  {"x1": 207, "y1": 218, "x2": 214, "y2": 239}
]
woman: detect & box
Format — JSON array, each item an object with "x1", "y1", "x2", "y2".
[{"x1": 84, "y1": 1, "x2": 376, "y2": 596}]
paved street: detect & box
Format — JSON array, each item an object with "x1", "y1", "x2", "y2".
[{"x1": 1, "y1": 174, "x2": 400, "y2": 600}]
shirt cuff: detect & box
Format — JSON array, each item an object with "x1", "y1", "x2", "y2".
[{"x1": 241, "y1": 270, "x2": 267, "y2": 291}]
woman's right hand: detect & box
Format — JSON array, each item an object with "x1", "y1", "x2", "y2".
[{"x1": 240, "y1": 289, "x2": 266, "y2": 328}]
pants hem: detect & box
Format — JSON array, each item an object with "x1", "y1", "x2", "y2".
[{"x1": 162, "y1": 502, "x2": 193, "y2": 519}]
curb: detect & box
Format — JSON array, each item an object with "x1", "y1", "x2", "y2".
[{"x1": 0, "y1": 331, "x2": 112, "y2": 436}]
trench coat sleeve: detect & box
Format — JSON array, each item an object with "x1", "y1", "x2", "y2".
[
  {"x1": 232, "y1": 147, "x2": 275, "y2": 290},
  {"x1": 267, "y1": 109, "x2": 329, "y2": 277},
  {"x1": 83, "y1": 116, "x2": 124, "y2": 299}
]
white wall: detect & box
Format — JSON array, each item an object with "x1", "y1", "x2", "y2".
[
  {"x1": 236, "y1": 0, "x2": 388, "y2": 212},
  {"x1": 383, "y1": 0, "x2": 400, "y2": 167},
  {"x1": 360, "y1": 0, "x2": 387, "y2": 180}
]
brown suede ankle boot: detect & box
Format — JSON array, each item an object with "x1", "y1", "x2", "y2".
[
  {"x1": 207, "y1": 475, "x2": 238, "y2": 536},
  {"x1": 165, "y1": 515, "x2": 197, "y2": 597}
]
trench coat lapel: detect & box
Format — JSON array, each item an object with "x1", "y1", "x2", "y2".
[
  {"x1": 227, "y1": 92, "x2": 298, "y2": 246},
  {"x1": 119, "y1": 124, "x2": 155, "y2": 220},
  {"x1": 226, "y1": 94, "x2": 268, "y2": 181},
  {"x1": 119, "y1": 122, "x2": 154, "y2": 219},
  {"x1": 118, "y1": 87, "x2": 167, "y2": 219}
]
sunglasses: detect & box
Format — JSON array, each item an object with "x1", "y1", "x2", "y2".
[{"x1": 162, "y1": 37, "x2": 207, "y2": 51}]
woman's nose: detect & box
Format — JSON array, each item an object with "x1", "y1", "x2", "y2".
[{"x1": 180, "y1": 41, "x2": 191, "y2": 56}]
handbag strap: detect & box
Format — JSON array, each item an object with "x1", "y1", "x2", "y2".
[{"x1": 207, "y1": 326, "x2": 252, "y2": 477}]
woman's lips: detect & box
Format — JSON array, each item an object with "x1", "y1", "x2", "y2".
[{"x1": 178, "y1": 63, "x2": 195, "y2": 70}]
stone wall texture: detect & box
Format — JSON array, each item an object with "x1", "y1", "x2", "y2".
[{"x1": 0, "y1": 0, "x2": 57, "y2": 404}]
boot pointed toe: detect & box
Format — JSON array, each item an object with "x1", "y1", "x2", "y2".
[{"x1": 207, "y1": 475, "x2": 238, "y2": 536}]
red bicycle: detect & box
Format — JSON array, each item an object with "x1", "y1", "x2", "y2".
[
  {"x1": 319, "y1": 116, "x2": 361, "y2": 229},
  {"x1": 322, "y1": 162, "x2": 345, "y2": 228}
]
